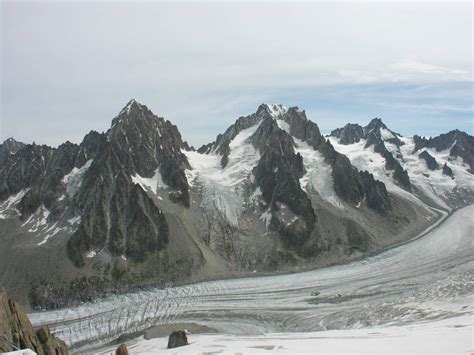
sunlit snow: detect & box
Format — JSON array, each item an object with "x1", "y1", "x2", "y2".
[
  {"x1": 183, "y1": 123, "x2": 262, "y2": 226},
  {"x1": 294, "y1": 138, "x2": 343, "y2": 208},
  {"x1": 131, "y1": 166, "x2": 168, "y2": 195},
  {"x1": 62, "y1": 159, "x2": 93, "y2": 198}
]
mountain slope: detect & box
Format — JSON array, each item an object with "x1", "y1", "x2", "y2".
[{"x1": 0, "y1": 101, "x2": 471, "y2": 309}]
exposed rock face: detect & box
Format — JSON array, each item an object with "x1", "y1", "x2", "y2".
[
  {"x1": 251, "y1": 116, "x2": 316, "y2": 249},
  {"x1": 167, "y1": 330, "x2": 188, "y2": 349},
  {"x1": 359, "y1": 171, "x2": 391, "y2": 212},
  {"x1": 442, "y1": 162, "x2": 454, "y2": 178},
  {"x1": 107, "y1": 100, "x2": 191, "y2": 205},
  {"x1": 419, "y1": 151, "x2": 439, "y2": 170},
  {"x1": 319, "y1": 141, "x2": 366, "y2": 205},
  {"x1": 414, "y1": 130, "x2": 474, "y2": 173},
  {"x1": 0, "y1": 143, "x2": 53, "y2": 200},
  {"x1": 0, "y1": 288, "x2": 68, "y2": 354},
  {"x1": 0, "y1": 137, "x2": 25, "y2": 164},
  {"x1": 330, "y1": 123, "x2": 364, "y2": 144},
  {"x1": 67, "y1": 100, "x2": 187, "y2": 266}
]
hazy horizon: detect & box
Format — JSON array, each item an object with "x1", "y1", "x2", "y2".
[{"x1": 1, "y1": 1, "x2": 472, "y2": 147}]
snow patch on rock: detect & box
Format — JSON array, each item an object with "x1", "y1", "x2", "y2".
[
  {"x1": 327, "y1": 137, "x2": 425, "y2": 206},
  {"x1": 131, "y1": 167, "x2": 168, "y2": 195},
  {"x1": 380, "y1": 128, "x2": 395, "y2": 140},
  {"x1": 0, "y1": 188, "x2": 30, "y2": 219},
  {"x1": 265, "y1": 104, "x2": 288, "y2": 118},
  {"x1": 62, "y1": 159, "x2": 93, "y2": 198},
  {"x1": 294, "y1": 138, "x2": 343, "y2": 209}
]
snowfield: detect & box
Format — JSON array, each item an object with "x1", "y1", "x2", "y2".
[
  {"x1": 183, "y1": 123, "x2": 261, "y2": 226},
  {"x1": 100, "y1": 314, "x2": 473, "y2": 354},
  {"x1": 327, "y1": 134, "x2": 474, "y2": 210},
  {"x1": 28, "y1": 204, "x2": 474, "y2": 353}
]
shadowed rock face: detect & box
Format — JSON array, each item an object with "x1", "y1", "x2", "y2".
[
  {"x1": 359, "y1": 171, "x2": 391, "y2": 212},
  {"x1": 414, "y1": 130, "x2": 474, "y2": 173},
  {"x1": 0, "y1": 100, "x2": 186, "y2": 267},
  {"x1": 0, "y1": 143, "x2": 53, "y2": 200},
  {"x1": 251, "y1": 116, "x2": 316, "y2": 249},
  {"x1": 108, "y1": 100, "x2": 191, "y2": 205},
  {"x1": 330, "y1": 123, "x2": 364, "y2": 145},
  {"x1": 0, "y1": 138, "x2": 25, "y2": 164},
  {"x1": 0, "y1": 288, "x2": 68, "y2": 354},
  {"x1": 442, "y1": 162, "x2": 454, "y2": 178},
  {"x1": 68, "y1": 100, "x2": 186, "y2": 266},
  {"x1": 419, "y1": 151, "x2": 439, "y2": 170}
]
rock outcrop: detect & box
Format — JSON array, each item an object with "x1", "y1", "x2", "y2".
[
  {"x1": 0, "y1": 288, "x2": 68, "y2": 354},
  {"x1": 330, "y1": 123, "x2": 364, "y2": 145},
  {"x1": 115, "y1": 343, "x2": 129, "y2": 355},
  {"x1": 442, "y1": 162, "x2": 454, "y2": 178},
  {"x1": 419, "y1": 151, "x2": 439, "y2": 170},
  {"x1": 167, "y1": 330, "x2": 188, "y2": 349}
]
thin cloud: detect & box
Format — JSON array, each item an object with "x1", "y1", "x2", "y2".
[{"x1": 1, "y1": 1, "x2": 472, "y2": 147}]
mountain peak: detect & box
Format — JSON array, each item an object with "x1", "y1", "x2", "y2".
[
  {"x1": 119, "y1": 98, "x2": 144, "y2": 116},
  {"x1": 4, "y1": 137, "x2": 17, "y2": 144},
  {"x1": 110, "y1": 99, "x2": 153, "y2": 130},
  {"x1": 365, "y1": 117, "x2": 387, "y2": 132},
  {"x1": 0, "y1": 137, "x2": 26, "y2": 160},
  {"x1": 255, "y1": 103, "x2": 288, "y2": 118}
]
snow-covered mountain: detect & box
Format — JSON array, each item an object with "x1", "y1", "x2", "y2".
[
  {"x1": 0, "y1": 100, "x2": 472, "y2": 309},
  {"x1": 328, "y1": 120, "x2": 474, "y2": 209}
]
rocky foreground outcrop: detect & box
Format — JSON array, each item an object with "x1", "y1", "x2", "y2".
[
  {"x1": 167, "y1": 330, "x2": 189, "y2": 349},
  {"x1": 0, "y1": 288, "x2": 68, "y2": 354}
]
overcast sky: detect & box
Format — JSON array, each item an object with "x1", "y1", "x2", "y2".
[{"x1": 1, "y1": 0, "x2": 472, "y2": 148}]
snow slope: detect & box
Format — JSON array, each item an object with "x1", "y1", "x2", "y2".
[
  {"x1": 29, "y1": 204, "x2": 474, "y2": 351},
  {"x1": 294, "y1": 138, "x2": 343, "y2": 208},
  {"x1": 183, "y1": 123, "x2": 261, "y2": 226},
  {"x1": 328, "y1": 134, "x2": 474, "y2": 210},
  {"x1": 62, "y1": 159, "x2": 93, "y2": 198},
  {"x1": 100, "y1": 314, "x2": 473, "y2": 354},
  {"x1": 131, "y1": 167, "x2": 168, "y2": 195}
]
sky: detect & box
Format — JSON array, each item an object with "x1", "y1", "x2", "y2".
[{"x1": 1, "y1": 0, "x2": 472, "y2": 148}]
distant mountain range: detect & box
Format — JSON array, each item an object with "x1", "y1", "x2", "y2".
[{"x1": 1, "y1": 100, "x2": 473, "y2": 309}]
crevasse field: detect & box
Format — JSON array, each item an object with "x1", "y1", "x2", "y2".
[{"x1": 28, "y1": 204, "x2": 474, "y2": 354}]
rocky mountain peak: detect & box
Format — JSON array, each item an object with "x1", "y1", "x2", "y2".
[
  {"x1": 0, "y1": 137, "x2": 26, "y2": 164},
  {"x1": 365, "y1": 117, "x2": 387, "y2": 133},
  {"x1": 261, "y1": 103, "x2": 289, "y2": 119},
  {"x1": 329, "y1": 123, "x2": 364, "y2": 145},
  {"x1": 110, "y1": 99, "x2": 154, "y2": 130},
  {"x1": 3, "y1": 137, "x2": 19, "y2": 145}
]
